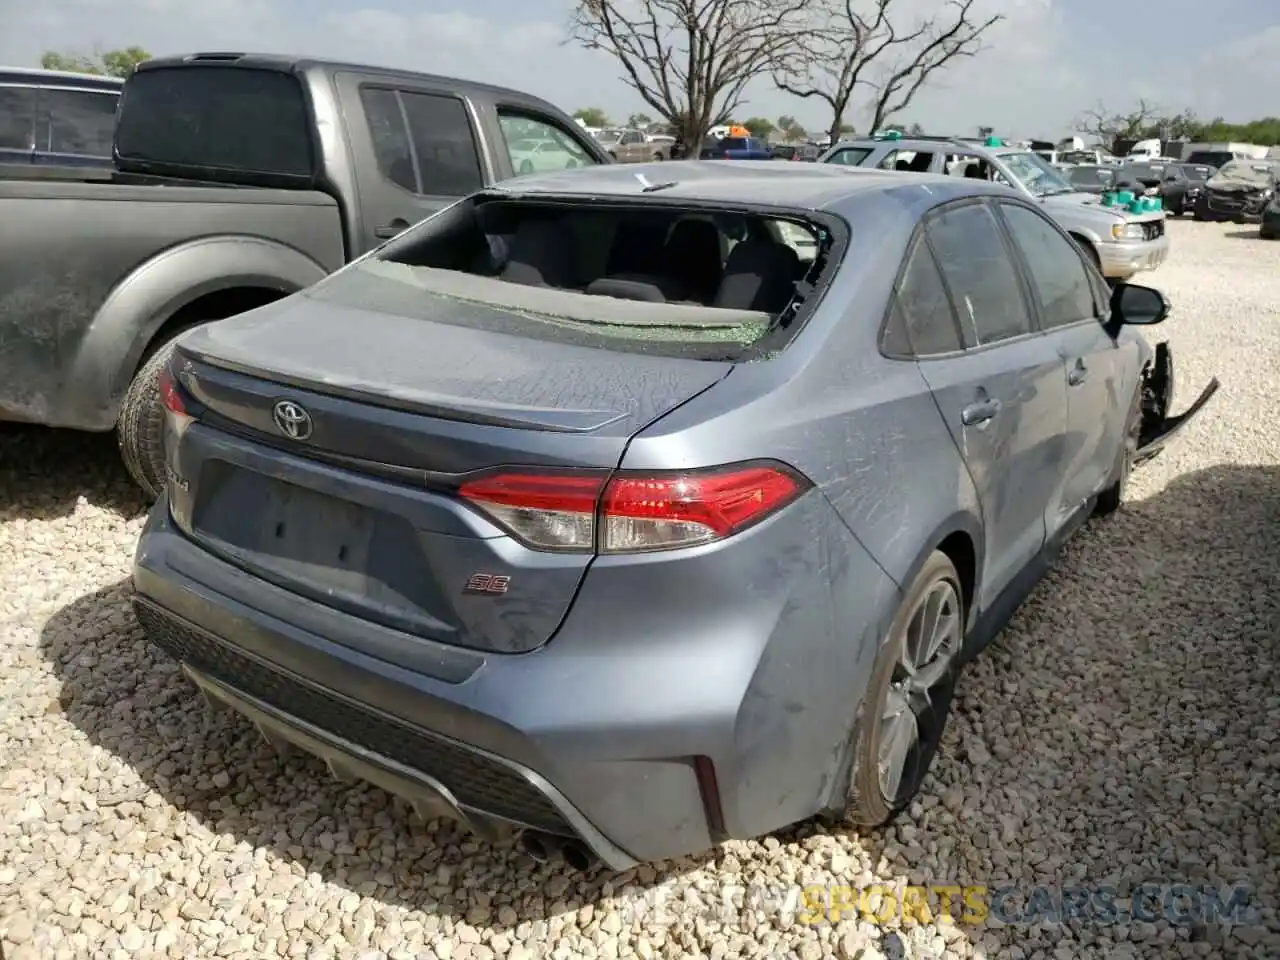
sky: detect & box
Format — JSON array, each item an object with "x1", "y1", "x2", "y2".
[{"x1": 2, "y1": 0, "x2": 1278, "y2": 139}]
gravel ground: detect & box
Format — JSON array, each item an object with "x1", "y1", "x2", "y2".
[{"x1": 2, "y1": 219, "x2": 1279, "y2": 960}]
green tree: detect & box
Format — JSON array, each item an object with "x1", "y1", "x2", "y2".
[
  {"x1": 570, "y1": 0, "x2": 810, "y2": 156},
  {"x1": 743, "y1": 117, "x2": 776, "y2": 139},
  {"x1": 574, "y1": 106, "x2": 610, "y2": 128},
  {"x1": 41, "y1": 45, "x2": 150, "y2": 78},
  {"x1": 627, "y1": 112, "x2": 651, "y2": 128}
]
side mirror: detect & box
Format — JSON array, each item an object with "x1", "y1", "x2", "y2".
[{"x1": 1110, "y1": 282, "x2": 1169, "y2": 325}]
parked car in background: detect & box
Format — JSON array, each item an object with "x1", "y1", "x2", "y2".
[
  {"x1": 700, "y1": 136, "x2": 773, "y2": 160},
  {"x1": 1112, "y1": 162, "x2": 1210, "y2": 217},
  {"x1": 507, "y1": 136, "x2": 592, "y2": 175},
  {"x1": 1110, "y1": 161, "x2": 1200, "y2": 216},
  {"x1": 820, "y1": 133, "x2": 1169, "y2": 280},
  {"x1": 1260, "y1": 194, "x2": 1280, "y2": 239},
  {"x1": 0, "y1": 67, "x2": 122, "y2": 167},
  {"x1": 771, "y1": 143, "x2": 820, "y2": 161},
  {"x1": 0, "y1": 52, "x2": 607, "y2": 497},
  {"x1": 596, "y1": 127, "x2": 671, "y2": 162},
  {"x1": 1061, "y1": 163, "x2": 1116, "y2": 195},
  {"x1": 132, "y1": 159, "x2": 1217, "y2": 871},
  {"x1": 1193, "y1": 159, "x2": 1280, "y2": 222},
  {"x1": 1059, "y1": 148, "x2": 1121, "y2": 167},
  {"x1": 1183, "y1": 149, "x2": 1238, "y2": 169}
]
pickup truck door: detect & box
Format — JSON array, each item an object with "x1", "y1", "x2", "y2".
[
  {"x1": 0, "y1": 84, "x2": 36, "y2": 165},
  {"x1": 334, "y1": 71, "x2": 491, "y2": 256}
]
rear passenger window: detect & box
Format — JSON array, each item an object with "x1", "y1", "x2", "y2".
[
  {"x1": 0, "y1": 85, "x2": 36, "y2": 149},
  {"x1": 41, "y1": 89, "x2": 117, "y2": 157},
  {"x1": 399, "y1": 92, "x2": 484, "y2": 196},
  {"x1": 894, "y1": 238, "x2": 962, "y2": 355},
  {"x1": 359, "y1": 87, "x2": 484, "y2": 196},
  {"x1": 359, "y1": 87, "x2": 417, "y2": 192},
  {"x1": 999, "y1": 203, "x2": 1097, "y2": 328},
  {"x1": 926, "y1": 203, "x2": 1029, "y2": 346}
]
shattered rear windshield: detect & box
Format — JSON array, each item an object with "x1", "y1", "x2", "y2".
[{"x1": 321, "y1": 196, "x2": 841, "y2": 362}]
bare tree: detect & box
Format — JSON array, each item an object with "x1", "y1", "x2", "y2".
[
  {"x1": 569, "y1": 0, "x2": 811, "y2": 155},
  {"x1": 1075, "y1": 99, "x2": 1160, "y2": 147},
  {"x1": 773, "y1": 0, "x2": 1002, "y2": 144}
]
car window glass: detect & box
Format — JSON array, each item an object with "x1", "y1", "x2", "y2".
[
  {"x1": 498, "y1": 113, "x2": 596, "y2": 175},
  {"x1": 877, "y1": 150, "x2": 901, "y2": 170},
  {"x1": 827, "y1": 147, "x2": 871, "y2": 166},
  {"x1": 359, "y1": 87, "x2": 417, "y2": 192},
  {"x1": 399, "y1": 91, "x2": 484, "y2": 196},
  {"x1": 0, "y1": 85, "x2": 36, "y2": 150},
  {"x1": 896, "y1": 238, "x2": 962, "y2": 355},
  {"x1": 999, "y1": 204, "x2": 1096, "y2": 328},
  {"x1": 41, "y1": 89, "x2": 117, "y2": 156},
  {"x1": 926, "y1": 203, "x2": 1029, "y2": 346}
]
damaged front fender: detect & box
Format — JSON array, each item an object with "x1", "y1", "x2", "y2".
[{"x1": 1135, "y1": 341, "x2": 1220, "y2": 465}]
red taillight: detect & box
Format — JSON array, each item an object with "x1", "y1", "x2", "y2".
[
  {"x1": 457, "y1": 472, "x2": 605, "y2": 551},
  {"x1": 158, "y1": 363, "x2": 186, "y2": 415},
  {"x1": 458, "y1": 462, "x2": 809, "y2": 554}
]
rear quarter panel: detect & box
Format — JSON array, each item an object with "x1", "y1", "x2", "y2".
[
  {"x1": 0, "y1": 181, "x2": 345, "y2": 428},
  {"x1": 616, "y1": 188, "x2": 983, "y2": 833}
]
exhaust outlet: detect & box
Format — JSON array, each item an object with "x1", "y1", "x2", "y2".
[
  {"x1": 560, "y1": 839, "x2": 595, "y2": 872},
  {"x1": 519, "y1": 830, "x2": 553, "y2": 863}
]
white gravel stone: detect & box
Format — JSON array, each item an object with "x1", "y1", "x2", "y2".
[{"x1": 2, "y1": 220, "x2": 1279, "y2": 959}]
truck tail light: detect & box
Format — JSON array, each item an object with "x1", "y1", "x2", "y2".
[{"x1": 457, "y1": 461, "x2": 810, "y2": 554}]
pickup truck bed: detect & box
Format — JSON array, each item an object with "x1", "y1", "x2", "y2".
[
  {"x1": 0, "y1": 52, "x2": 608, "y2": 498},
  {"x1": 0, "y1": 171, "x2": 343, "y2": 428}
]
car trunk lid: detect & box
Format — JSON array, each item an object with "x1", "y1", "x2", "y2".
[{"x1": 168, "y1": 285, "x2": 733, "y2": 654}]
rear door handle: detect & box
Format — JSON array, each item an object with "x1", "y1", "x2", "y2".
[
  {"x1": 375, "y1": 219, "x2": 410, "y2": 239},
  {"x1": 961, "y1": 398, "x2": 1002, "y2": 426},
  {"x1": 1067, "y1": 358, "x2": 1088, "y2": 386}
]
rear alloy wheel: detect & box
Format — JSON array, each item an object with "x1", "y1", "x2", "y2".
[{"x1": 847, "y1": 551, "x2": 964, "y2": 826}]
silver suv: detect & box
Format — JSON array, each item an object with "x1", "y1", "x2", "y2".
[{"x1": 820, "y1": 134, "x2": 1169, "y2": 280}]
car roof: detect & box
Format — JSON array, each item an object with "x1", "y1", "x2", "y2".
[
  {"x1": 133, "y1": 53, "x2": 568, "y2": 112},
  {"x1": 487, "y1": 159, "x2": 1020, "y2": 212}
]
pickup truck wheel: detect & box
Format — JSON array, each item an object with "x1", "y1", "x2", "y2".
[
  {"x1": 117, "y1": 335, "x2": 183, "y2": 500},
  {"x1": 652, "y1": 152, "x2": 664, "y2": 162},
  {"x1": 1073, "y1": 235, "x2": 1102, "y2": 274}
]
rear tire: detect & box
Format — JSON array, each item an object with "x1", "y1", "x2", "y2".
[
  {"x1": 846, "y1": 550, "x2": 965, "y2": 827},
  {"x1": 116, "y1": 334, "x2": 185, "y2": 500}
]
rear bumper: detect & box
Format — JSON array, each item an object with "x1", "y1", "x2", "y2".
[
  {"x1": 1096, "y1": 233, "x2": 1169, "y2": 278},
  {"x1": 132, "y1": 492, "x2": 896, "y2": 867}
]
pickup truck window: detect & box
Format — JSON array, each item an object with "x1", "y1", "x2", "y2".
[
  {"x1": 497, "y1": 112, "x2": 597, "y2": 175},
  {"x1": 0, "y1": 86, "x2": 35, "y2": 149},
  {"x1": 116, "y1": 66, "x2": 313, "y2": 179},
  {"x1": 39, "y1": 89, "x2": 116, "y2": 157},
  {"x1": 358, "y1": 86, "x2": 483, "y2": 197}
]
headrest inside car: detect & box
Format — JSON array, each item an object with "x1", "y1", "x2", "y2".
[{"x1": 586, "y1": 277, "x2": 669, "y2": 303}]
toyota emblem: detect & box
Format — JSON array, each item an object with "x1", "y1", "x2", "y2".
[{"x1": 272, "y1": 400, "x2": 313, "y2": 440}]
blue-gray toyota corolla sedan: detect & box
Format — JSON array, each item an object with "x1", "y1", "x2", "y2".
[{"x1": 132, "y1": 161, "x2": 1218, "y2": 871}]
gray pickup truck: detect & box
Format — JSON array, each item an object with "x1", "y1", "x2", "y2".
[
  {"x1": 820, "y1": 134, "x2": 1170, "y2": 280},
  {"x1": 0, "y1": 52, "x2": 609, "y2": 496}
]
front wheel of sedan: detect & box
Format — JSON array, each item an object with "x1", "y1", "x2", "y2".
[
  {"x1": 1095, "y1": 387, "x2": 1141, "y2": 517},
  {"x1": 847, "y1": 550, "x2": 965, "y2": 827}
]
